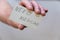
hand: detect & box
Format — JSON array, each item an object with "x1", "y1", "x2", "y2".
[
  {"x1": 0, "y1": 0, "x2": 48, "y2": 30},
  {"x1": 0, "y1": 0, "x2": 25, "y2": 30},
  {"x1": 20, "y1": 0, "x2": 48, "y2": 16}
]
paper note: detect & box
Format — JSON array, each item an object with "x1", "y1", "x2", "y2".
[{"x1": 9, "y1": 5, "x2": 43, "y2": 28}]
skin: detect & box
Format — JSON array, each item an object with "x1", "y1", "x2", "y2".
[{"x1": 0, "y1": 0, "x2": 48, "y2": 30}]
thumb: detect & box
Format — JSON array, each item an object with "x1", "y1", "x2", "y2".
[{"x1": 0, "y1": 16, "x2": 25, "y2": 30}]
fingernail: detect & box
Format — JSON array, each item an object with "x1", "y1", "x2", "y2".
[
  {"x1": 24, "y1": 26, "x2": 27, "y2": 28},
  {"x1": 35, "y1": 9, "x2": 40, "y2": 14},
  {"x1": 41, "y1": 11, "x2": 46, "y2": 16},
  {"x1": 41, "y1": 13, "x2": 46, "y2": 16},
  {"x1": 28, "y1": 6, "x2": 33, "y2": 10},
  {"x1": 18, "y1": 24, "x2": 25, "y2": 30},
  {"x1": 45, "y1": 10, "x2": 48, "y2": 13}
]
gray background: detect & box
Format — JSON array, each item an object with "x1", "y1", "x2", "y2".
[{"x1": 0, "y1": 0, "x2": 60, "y2": 40}]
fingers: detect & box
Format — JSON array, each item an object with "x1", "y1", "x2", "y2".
[
  {"x1": 31, "y1": 1, "x2": 41, "y2": 14},
  {"x1": 20, "y1": 0, "x2": 33, "y2": 10},
  {"x1": 43, "y1": 8, "x2": 48, "y2": 13},
  {"x1": 31, "y1": 1, "x2": 48, "y2": 16},
  {"x1": 19, "y1": 0, "x2": 48, "y2": 16},
  {"x1": 38, "y1": 5, "x2": 45, "y2": 16},
  {"x1": 0, "y1": 16, "x2": 26, "y2": 30},
  {"x1": 39, "y1": 5, "x2": 48, "y2": 16}
]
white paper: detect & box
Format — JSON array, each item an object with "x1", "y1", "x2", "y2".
[{"x1": 9, "y1": 5, "x2": 43, "y2": 28}]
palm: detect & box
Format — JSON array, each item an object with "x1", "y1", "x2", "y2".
[{"x1": 0, "y1": 0, "x2": 12, "y2": 18}]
